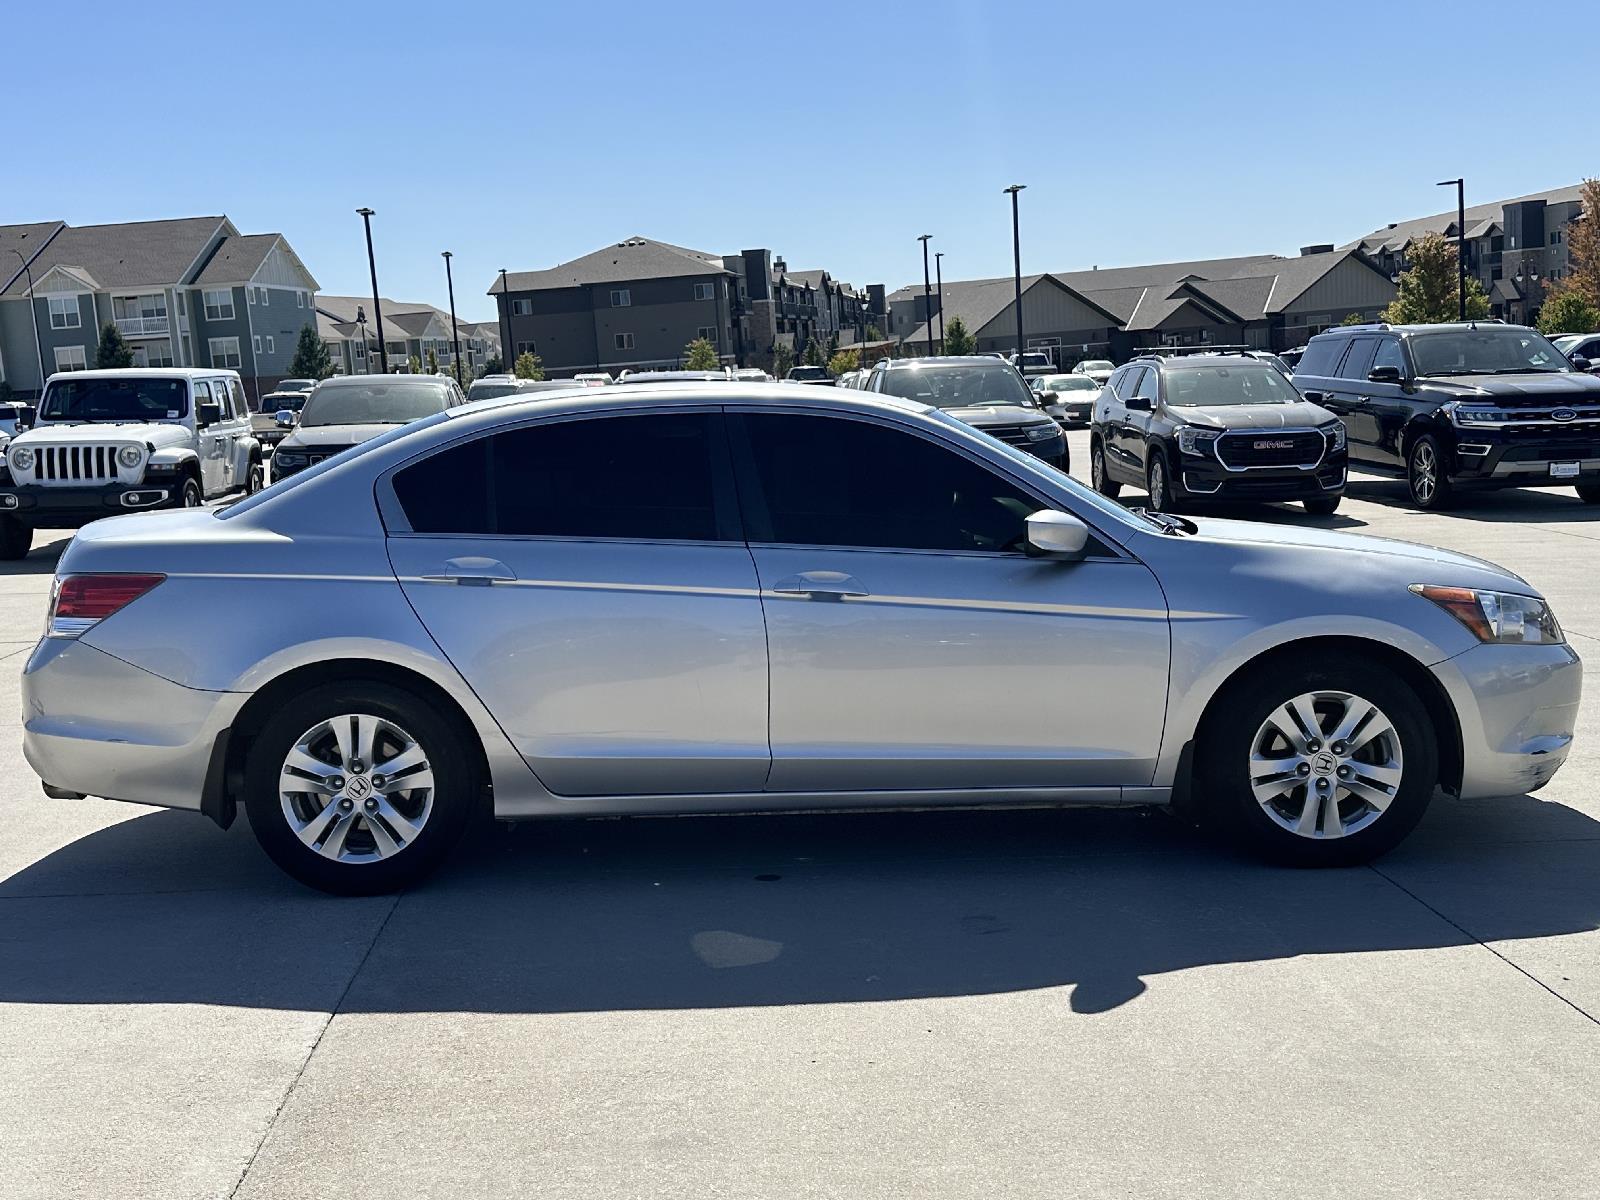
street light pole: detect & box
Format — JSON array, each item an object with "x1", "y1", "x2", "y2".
[
  {"x1": 1004, "y1": 184, "x2": 1027, "y2": 363},
  {"x1": 918, "y1": 234, "x2": 934, "y2": 356},
  {"x1": 9, "y1": 249, "x2": 45, "y2": 391},
  {"x1": 441, "y1": 251, "x2": 463, "y2": 386},
  {"x1": 356, "y1": 208, "x2": 388, "y2": 373},
  {"x1": 1437, "y1": 178, "x2": 1466, "y2": 321},
  {"x1": 499, "y1": 268, "x2": 512, "y2": 372},
  {"x1": 934, "y1": 252, "x2": 946, "y2": 348}
]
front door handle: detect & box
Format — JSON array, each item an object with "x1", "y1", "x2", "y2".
[
  {"x1": 421, "y1": 556, "x2": 518, "y2": 587},
  {"x1": 772, "y1": 570, "x2": 869, "y2": 600}
]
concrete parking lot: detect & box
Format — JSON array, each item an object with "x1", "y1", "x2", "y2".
[{"x1": 3, "y1": 427, "x2": 1598, "y2": 1199}]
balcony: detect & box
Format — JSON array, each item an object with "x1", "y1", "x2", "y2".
[{"x1": 113, "y1": 315, "x2": 170, "y2": 337}]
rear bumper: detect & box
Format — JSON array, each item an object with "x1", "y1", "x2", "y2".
[
  {"x1": 21, "y1": 638, "x2": 245, "y2": 811},
  {"x1": 0, "y1": 481, "x2": 178, "y2": 527},
  {"x1": 1429, "y1": 641, "x2": 1582, "y2": 800}
]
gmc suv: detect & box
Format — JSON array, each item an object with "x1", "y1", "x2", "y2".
[{"x1": 1292, "y1": 322, "x2": 1600, "y2": 509}]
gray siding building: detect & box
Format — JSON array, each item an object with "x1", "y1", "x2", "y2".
[{"x1": 315, "y1": 296, "x2": 498, "y2": 378}]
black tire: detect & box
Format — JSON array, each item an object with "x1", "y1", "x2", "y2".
[
  {"x1": 0, "y1": 514, "x2": 33, "y2": 561},
  {"x1": 1406, "y1": 434, "x2": 1454, "y2": 510},
  {"x1": 243, "y1": 682, "x2": 478, "y2": 894},
  {"x1": 1303, "y1": 495, "x2": 1342, "y2": 516},
  {"x1": 245, "y1": 457, "x2": 264, "y2": 495},
  {"x1": 1090, "y1": 439, "x2": 1121, "y2": 499},
  {"x1": 1197, "y1": 651, "x2": 1438, "y2": 867},
  {"x1": 1146, "y1": 450, "x2": 1180, "y2": 513},
  {"x1": 1577, "y1": 484, "x2": 1600, "y2": 505},
  {"x1": 176, "y1": 476, "x2": 203, "y2": 509}
]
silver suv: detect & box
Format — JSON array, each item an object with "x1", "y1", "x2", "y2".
[{"x1": 22, "y1": 384, "x2": 1580, "y2": 893}]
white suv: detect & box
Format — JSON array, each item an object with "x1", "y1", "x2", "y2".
[{"x1": 0, "y1": 367, "x2": 261, "y2": 559}]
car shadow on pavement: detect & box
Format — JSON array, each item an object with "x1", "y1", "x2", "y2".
[
  {"x1": 3, "y1": 795, "x2": 1597, "y2": 1016},
  {"x1": 0, "y1": 535, "x2": 70, "y2": 576},
  {"x1": 1340, "y1": 478, "x2": 1600, "y2": 524}
]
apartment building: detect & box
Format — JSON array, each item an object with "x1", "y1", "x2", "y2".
[
  {"x1": 316, "y1": 296, "x2": 500, "y2": 378},
  {"x1": 0, "y1": 216, "x2": 319, "y2": 402},
  {"x1": 491, "y1": 238, "x2": 883, "y2": 376}
]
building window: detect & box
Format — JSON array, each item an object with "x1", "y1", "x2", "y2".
[
  {"x1": 208, "y1": 337, "x2": 242, "y2": 368},
  {"x1": 203, "y1": 289, "x2": 234, "y2": 320},
  {"x1": 610, "y1": 289, "x2": 631, "y2": 308},
  {"x1": 48, "y1": 295, "x2": 82, "y2": 329},
  {"x1": 1552, "y1": 232, "x2": 1562, "y2": 245},
  {"x1": 252, "y1": 335, "x2": 262, "y2": 354},
  {"x1": 693, "y1": 282, "x2": 715, "y2": 301},
  {"x1": 53, "y1": 345, "x2": 87, "y2": 372},
  {"x1": 696, "y1": 327, "x2": 719, "y2": 345},
  {"x1": 354, "y1": 340, "x2": 366, "y2": 361},
  {"x1": 297, "y1": 291, "x2": 305, "y2": 307},
  {"x1": 247, "y1": 288, "x2": 256, "y2": 305},
  {"x1": 265, "y1": 335, "x2": 275, "y2": 354},
  {"x1": 511, "y1": 298, "x2": 533, "y2": 316},
  {"x1": 516, "y1": 341, "x2": 537, "y2": 357},
  {"x1": 176, "y1": 292, "x2": 187, "y2": 316},
  {"x1": 614, "y1": 332, "x2": 635, "y2": 350}
]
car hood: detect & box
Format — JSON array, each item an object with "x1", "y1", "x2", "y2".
[
  {"x1": 1173, "y1": 401, "x2": 1335, "y2": 430},
  {"x1": 277, "y1": 424, "x2": 397, "y2": 450},
  {"x1": 942, "y1": 406, "x2": 1055, "y2": 428},
  {"x1": 1423, "y1": 372, "x2": 1600, "y2": 401},
  {"x1": 14, "y1": 422, "x2": 192, "y2": 448}
]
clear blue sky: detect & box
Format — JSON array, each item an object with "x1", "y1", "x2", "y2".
[{"x1": 8, "y1": 0, "x2": 1590, "y2": 322}]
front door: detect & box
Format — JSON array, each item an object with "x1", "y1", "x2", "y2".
[
  {"x1": 191, "y1": 380, "x2": 227, "y2": 495},
  {"x1": 1360, "y1": 337, "x2": 1413, "y2": 466},
  {"x1": 1322, "y1": 336, "x2": 1383, "y2": 463},
  {"x1": 729, "y1": 409, "x2": 1171, "y2": 793},
  {"x1": 384, "y1": 409, "x2": 770, "y2": 797}
]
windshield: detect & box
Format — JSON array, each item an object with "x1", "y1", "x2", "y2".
[
  {"x1": 1410, "y1": 328, "x2": 1570, "y2": 376},
  {"x1": 40, "y1": 376, "x2": 190, "y2": 422},
  {"x1": 1164, "y1": 364, "x2": 1300, "y2": 407},
  {"x1": 880, "y1": 364, "x2": 1037, "y2": 409},
  {"x1": 267, "y1": 392, "x2": 308, "y2": 412},
  {"x1": 1078, "y1": 360, "x2": 1113, "y2": 372},
  {"x1": 788, "y1": 366, "x2": 829, "y2": 379},
  {"x1": 299, "y1": 381, "x2": 451, "y2": 427},
  {"x1": 1035, "y1": 375, "x2": 1097, "y2": 392},
  {"x1": 467, "y1": 382, "x2": 522, "y2": 400}
]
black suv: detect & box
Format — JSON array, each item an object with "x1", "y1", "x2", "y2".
[
  {"x1": 1293, "y1": 322, "x2": 1600, "y2": 509},
  {"x1": 1089, "y1": 352, "x2": 1347, "y2": 514}
]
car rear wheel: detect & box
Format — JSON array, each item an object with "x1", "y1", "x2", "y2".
[
  {"x1": 1407, "y1": 435, "x2": 1454, "y2": 510},
  {"x1": 1090, "y1": 439, "x2": 1120, "y2": 499},
  {"x1": 1146, "y1": 452, "x2": 1179, "y2": 513},
  {"x1": 244, "y1": 683, "x2": 477, "y2": 894},
  {"x1": 1198, "y1": 652, "x2": 1437, "y2": 866},
  {"x1": 1303, "y1": 495, "x2": 1341, "y2": 516},
  {"x1": 0, "y1": 514, "x2": 33, "y2": 561}
]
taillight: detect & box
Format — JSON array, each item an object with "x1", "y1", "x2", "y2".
[{"x1": 49, "y1": 573, "x2": 165, "y2": 637}]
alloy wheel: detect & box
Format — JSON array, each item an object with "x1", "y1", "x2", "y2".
[
  {"x1": 1411, "y1": 442, "x2": 1436, "y2": 505},
  {"x1": 1247, "y1": 690, "x2": 1404, "y2": 839},
  {"x1": 1148, "y1": 459, "x2": 1167, "y2": 509},
  {"x1": 279, "y1": 713, "x2": 435, "y2": 863}
]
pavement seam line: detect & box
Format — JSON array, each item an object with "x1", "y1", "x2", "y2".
[
  {"x1": 1367, "y1": 862, "x2": 1600, "y2": 1030},
  {"x1": 225, "y1": 890, "x2": 404, "y2": 1200}
]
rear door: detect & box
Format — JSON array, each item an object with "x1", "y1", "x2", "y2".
[
  {"x1": 383, "y1": 408, "x2": 770, "y2": 797},
  {"x1": 1103, "y1": 366, "x2": 1146, "y2": 479}
]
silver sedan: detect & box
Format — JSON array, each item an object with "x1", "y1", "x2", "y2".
[{"x1": 22, "y1": 385, "x2": 1581, "y2": 893}]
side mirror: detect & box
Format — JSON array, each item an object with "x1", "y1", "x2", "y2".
[
  {"x1": 1125, "y1": 396, "x2": 1152, "y2": 412},
  {"x1": 275, "y1": 409, "x2": 296, "y2": 428},
  {"x1": 1042, "y1": 391, "x2": 1059, "y2": 402},
  {"x1": 1025, "y1": 509, "x2": 1090, "y2": 561},
  {"x1": 197, "y1": 402, "x2": 222, "y2": 427},
  {"x1": 1367, "y1": 365, "x2": 1403, "y2": 384},
  {"x1": 1570, "y1": 355, "x2": 1593, "y2": 372}
]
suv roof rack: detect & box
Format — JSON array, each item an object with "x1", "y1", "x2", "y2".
[
  {"x1": 1132, "y1": 345, "x2": 1255, "y2": 361},
  {"x1": 1325, "y1": 323, "x2": 1389, "y2": 333}
]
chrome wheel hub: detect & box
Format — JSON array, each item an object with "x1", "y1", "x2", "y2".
[
  {"x1": 279, "y1": 713, "x2": 434, "y2": 863},
  {"x1": 1412, "y1": 443, "x2": 1436, "y2": 502},
  {"x1": 1248, "y1": 690, "x2": 1404, "y2": 839}
]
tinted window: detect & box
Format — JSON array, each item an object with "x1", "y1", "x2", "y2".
[
  {"x1": 737, "y1": 413, "x2": 1039, "y2": 553},
  {"x1": 1115, "y1": 367, "x2": 1145, "y2": 399},
  {"x1": 228, "y1": 379, "x2": 248, "y2": 417},
  {"x1": 1372, "y1": 338, "x2": 1407, "y2": 375},
  {"x1": 1337, "y1": 337, "x2": 1379, "y2": 380},
  {"x1": 1295, "y1": 336, "x2": 1344, "y2": 378},
  {"x1": 879, "y1": 363, "x2": 1036, "y2": 409},
  {"x1": 1408, "y1": 328, "x2": 1570, "y2": 376},
  {"x1": 1164, "y1": 364, "x2": 1299, "y2": 406},
  {"x1": 1134, "y1": 367, "x2": 1161, "y2": 403},
  {"x1": 393, "y1": 412, "x2": 730, "y2": 541}
]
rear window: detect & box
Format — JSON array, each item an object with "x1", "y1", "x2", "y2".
[{"x1": 1294, "y1": 336, "x2": 1344, "y2": 378}]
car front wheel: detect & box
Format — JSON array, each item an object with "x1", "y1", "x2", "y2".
[
  {"x1": 1303, "y1": 495, "x2": 1341, "y2": 516},
  {"x1": 1198, "y1": 652, "x2": 1437, "y2": 866},
  {"x1": 0, "y1": 514, "x2": 33, "y2": 560},
  {"x1": 244, "y1": 682, "x2": 478, "y2": 894},
  {"x1": 1407, "y1": 434, "x2": 1454, "y2": 510}
]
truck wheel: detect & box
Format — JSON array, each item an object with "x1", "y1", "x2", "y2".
[
  {"x1": 0, "y1": 514, "x2": 32, "y2": 560},
  {"x1": 1406, "y1": 435, "x2": 1454, "y2": 510},
  {"x1": 178, "y1": 477, "x2": 203, "y2": 508},
  {"x1": 246, "y1": 458, "x2": 264, "y2": 494}
]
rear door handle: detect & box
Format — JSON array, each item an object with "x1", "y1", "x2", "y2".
[
  {"x1": 421, "y1": 556, "x2": 518, "y2": 586},
  {"x1": 772, "y1": 570, "x2": 869, "y2": 600}
]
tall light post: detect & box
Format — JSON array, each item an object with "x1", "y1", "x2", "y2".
[
  {"x1": 498, "y1": 268, "x2": 512, "y2": 372},
  {"x1": 441, "y1": 251, "x2": 464, "y2": 385},
  {"x1": 355, "y1": 207, "x2": 388, "y2": 373},
  {"x1": 1437, "y1": 178, "x2": 1467, "y2": 321},
  {"x1": 934, "y1": 251, "x2": 946, "y2": 349},
  {"x1": 1004, "y1": 184, "x2": 1027, "y2": 362},
  {"x1": 917, "y1": 234, "x2": 934, "y2": 355},
  {"x1": 9, "y1": 248, "x2": 45, "y2": 391}
]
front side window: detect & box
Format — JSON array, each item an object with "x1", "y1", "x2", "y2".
[
  {"x1": 1114, "y1": 367, "x2": 1145, "y2": 400},
  {"x1": 1372, "y1": 338, "x2": 1407, "y2": 375},
  {"x1": 1336, "y1": 337, "x2": 1379, "y2": 380},
  {"x1": 392, "y1": 412, "x2": 729, "y2": 541},
  {"x1": 48, "y1": 295, "x2": 81, "y2": 329},
  {"x1": 736, "y1": 413, "x2": 1039, "y2": 553},
  {"x1": 209, "y1": 337, "x2": 242, "y2": 368},
  {"x1": 203, "y1": 289, "x2": 234, "y2": 321},
  {"x1": 1134, "y1": 367, "x2": 1161, "y2": 404}
]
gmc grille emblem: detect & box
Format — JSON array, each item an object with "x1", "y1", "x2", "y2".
[
  {"x1": 1551, "y1": 409, "x2": 1577, "y2": 422},
  {"x1": 1254, "y1": 439, "x2": 1295, "y2": 450}
]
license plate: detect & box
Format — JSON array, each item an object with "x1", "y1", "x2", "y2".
[{"x1": 1550, "y1": 462, "x2": 1580, "y2": 478}]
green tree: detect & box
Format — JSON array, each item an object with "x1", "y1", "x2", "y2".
[
  {"x1": 865, "y1": 324, "x2": 883, "y2": 342},
  {"x1": 289, "y1": 324, "x2": 334, "y2": 379},
  {"x1": 772, "y1": 342, "x2": 796, "y2": 377},
  {"x1": 407, "y1": 354, "x2": 422, "y2": 375},
  {"x1": 1381, "y1": 232, "x2": 1489, "y2": 324},
  {"x1": 1537, "y1": 290, "x2": 1600, "y2": 336},
  {"x1": 1340, "y1": 311, "x2": 1369, "y2": 326},
  {"x1": 513, "y1": 351, "x2": 544, "y2": 380},
  {"x1": 682, "y1": 338, "x2": 721, "y2": 370},
  {"x1": 802, "y1": 337, "x2": 824, "y2": 367},
  {"x1": 426, "y1": 348, "x2": 440, "y2": 375},
  {"x1": 482, "y1": 355, "x2": 504, "y2": 375},
  {"x1": 1541, "y1": 178, "x2": 1600, "y2": 321},
  {"x1": 95, "y1": 322, "x2": 134, "y2": 369},
  {"x1": 827, "y1": 349, "x2": 859, "y2": 376},
  {"x1": 942, "y1": 315, "x2": 977, "y2": 356}
]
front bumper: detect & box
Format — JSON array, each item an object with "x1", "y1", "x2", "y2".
[
  {"x1": 0, "y1": 480, "x2": 178, "y2": 526},
  {"x1": 1429, "y1": 641, "x2": 1582, "y2": 800},
  {"x1": 1445, "y1": 429, "x2": 1600, "y2": 488},
  {"x1": 22, "y1": 638, "x2": 245, "y2": 811},
  {"x1": 1178, "y1": 452, "x2": 1348, "y2": 501}
]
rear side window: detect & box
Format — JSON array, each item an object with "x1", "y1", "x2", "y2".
[
  {"x1": 1337, "y1": 337, "x2": 1379, "y2": 380},
  {"x1": 1295, "y1": 337, "x2": 1343, "y2": 378},
  {"x1": 392, "y1": 412, "x2": 734, "y2": 541}
]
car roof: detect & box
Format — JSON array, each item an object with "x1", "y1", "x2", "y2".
[
  {"x1": 886, "y1": 356, "x2": 1012, "y2": 369},
  {"x1": 1138, "y1": 353, "x2": 1279, "y2": 369},
  {"x1": 45, "y1": 367, "x2": 239, "y2": 381},
  {"x1": 316, "y1": 374, "x2": 453, "y2": 387}
]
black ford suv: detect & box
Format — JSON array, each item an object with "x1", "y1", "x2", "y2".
[
  {"x1": 1089, "y1": 352, "x2": 1346, "y2": 514},
  {"x1": 1292, "y1": 322, "x2": 1600, "y2": 509}
]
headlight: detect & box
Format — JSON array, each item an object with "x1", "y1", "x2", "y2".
[
  {"x1": 1442, "y1": 401, "x2": 1500, "y2": 427},
  {"x1": 1322, "y1": 422, "x2": 1347, "y2": 452},
  {"x1": 1411, "y1": 584, "x2": 1563, "y2": 645},
  {"x1": 10, "y1": 446, "x2": 34, "y2": 471},
  {"x1": 1024, "y1": 424, "x2": 1059, "y2": 442},
  {"x1": 1175, "y1": 426, "x2": 1221, "y2": 456},
  {"x1": 274, "y1": 452, "x2": 308, "y2": 469},
  {"x1": 118, "y1": 445, "x2": 143, "y2": 468}
]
